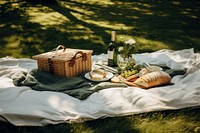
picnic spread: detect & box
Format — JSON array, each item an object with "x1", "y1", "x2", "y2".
[{"x1": 0, "y1": 48, "x2": 200, "y2": 126}]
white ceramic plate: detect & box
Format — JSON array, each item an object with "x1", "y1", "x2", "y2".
[{"x1": 84, "y1": 71, "x2": 114, "y2": 82}]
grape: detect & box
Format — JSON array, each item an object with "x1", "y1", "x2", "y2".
[
  {"x1": 130, "y1": 71, "x2": 135, "y2": 75},
  {"x1": 121, "y1": 73, "x2": 125, "y2": 77},
  {"x1": 125, "y1": 74, "x2": 129, "y2": 78},
  {"x1": 120, "y1": 63, "x2": 142, "y2": 78}
]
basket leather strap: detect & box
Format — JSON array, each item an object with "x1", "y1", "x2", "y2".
[
  {"x1": 48, "y1": 45, "x2": 66, "y2": 74},
  {"x1": 48, "y1": 58, "x2": 54, "y2": 74},
  {"x1": 69, "y1": 51, "x2": 87, "y2": 67}
]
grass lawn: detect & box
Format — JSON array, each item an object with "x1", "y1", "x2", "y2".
[{"x1": 0, "y1": 0, "x2": 200, "y2": 132}]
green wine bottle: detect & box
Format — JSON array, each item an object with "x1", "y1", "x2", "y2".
[{"x1": 108, "y1": 31, "x2": 117, "y2": 67}]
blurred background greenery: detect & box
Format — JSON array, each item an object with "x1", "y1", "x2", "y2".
[{"x1": 1, "y1": 0, "x2": 200, "y2": 58}]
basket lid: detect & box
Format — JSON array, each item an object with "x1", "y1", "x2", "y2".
[{"x1": 32, "y1": 48, "x2": 93, "y2": 61}]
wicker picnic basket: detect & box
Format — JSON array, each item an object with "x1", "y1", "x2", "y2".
[{"x1": 32, "y1": 45, "x2": 93, "y2": 77}]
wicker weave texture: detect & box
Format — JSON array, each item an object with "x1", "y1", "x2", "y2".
[{"x1": 33, "y1": 46, "x2": 93, "y2": 77}]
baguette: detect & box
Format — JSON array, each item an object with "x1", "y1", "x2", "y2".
[
  {"x1": 126, "y1": 73, "x2": 139, "y2": 82},
  {"x1": 124, "y1": 71, "x2": 171, "y2": 89}
]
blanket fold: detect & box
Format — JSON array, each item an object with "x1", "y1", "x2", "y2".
[
  {"x1": 11, "y1": 65, "x2": 186, "y2": 100},
  {"x1": 1, "y1": 48, "x2": 200, "y2": 126},
  {"x1": 152, "y1": 64, "x2": 187, "y2": 77},
  {"x1": 11, "y1": 69, "x2": 127, "y2": 100}
]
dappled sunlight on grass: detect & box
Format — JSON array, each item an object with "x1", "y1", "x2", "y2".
[
  {"x1": 8, "y1": 0, "x2": 25, "y2": 8},
  {"x1": 2, "y1": 35, "x2": 24, "y2": 57},
  {"x1": 25, "y1": 7, "x2": 70, "y2": 27},
  {"x1": 61, "y1": 0, "x2": 135, "y2": 30},
  {"x1": 131, "y1": 7, "x2": 154, "y2": 15},
  {"x1": 116, "y1": 34, "x2": 170, "y2": 53},
  {"x1": 0, "y1": 1, "x2": 7, "y2": 4},
  {"x1": 0, "y1": 0, "x2": 200, "y2": 58},
  {"x1": 129, "y1": 112, "x2": 200, "y2": 133},
  {"x1": 3, "y1": 35, "x2": 21, "y2": 48},
  {"x1": 60, "y1": 2, "x2": 95, "y2": 16},
  {"x1": 136, "y1": 37, "x2": 171, "y2": 52},
  {"x1": 72, "y1": 11, "x2": 133, "y2": 30},
  {"x1": 75, "y1": 0, "x2": 115, "y2": 6},
  {"x1": 70, "y1": 34, "x2": 105, "y2": 45}
]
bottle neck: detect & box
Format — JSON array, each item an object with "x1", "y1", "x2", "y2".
[{"x1": 111, "y1": 31, "x2": 116, "y2": 42}]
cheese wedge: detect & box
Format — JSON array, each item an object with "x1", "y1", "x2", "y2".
[
  {"x1": 111, "y1": 76, "x2": 120, "y2": 83},
  {"x1": 89, "y1": 69, "x2": 106, "y2": 80}
]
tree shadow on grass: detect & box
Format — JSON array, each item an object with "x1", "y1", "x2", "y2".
[
  {"x1": 0, "y1": 0, "x2": 110, "y2": 57},
  {"x1": 1, "y1": 107, "x2": 200, "y2": 133},
  {"x1": 30, "y1": 0, "x2": 111, "y2": 52},
  {"x1": 1, "y1": 0, "x2": 200, "y2": 57},
  {"x1": 0, "y1": 116, "x2": 140, "y2": 133}
]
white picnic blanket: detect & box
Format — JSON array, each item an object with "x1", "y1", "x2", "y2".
[{"x1": 0, "y1": 48, "x2": 200, "y2": 126}]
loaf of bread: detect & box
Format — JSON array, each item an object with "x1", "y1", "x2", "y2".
[
  {"x1": 123, "y1": 71, "x2": 171, "y2": 89},
  {"x1": 89, "y1": 69, "x2": 106, "y2": 80}
]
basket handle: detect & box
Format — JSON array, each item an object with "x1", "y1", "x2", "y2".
[
  {"x1": 50, "y1": 45, "x2": 66, "y2": 58},
  {"x1": 69, "y1": 51, "x2": 87, "y2": 67},
  {"x1": 48, "y1": 45, "x2": 66, "y2": 74}
]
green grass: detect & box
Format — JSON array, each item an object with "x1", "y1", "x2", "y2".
[
  {"x1": 1, "y1": 108, "x2": 200, "y2": 133},
  {"x1": 0, "y1": 0, "x2": 200, "y2": 57},
  {"x1": 0, "y1": 0, "x2": 200, "y2": 132}
]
